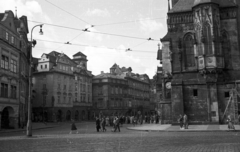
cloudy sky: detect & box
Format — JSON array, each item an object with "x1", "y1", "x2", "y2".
[{"x1": 0, "y1": 0, "x2": 169, "y2": 78}]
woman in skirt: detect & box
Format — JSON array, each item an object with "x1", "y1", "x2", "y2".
[{"x1": 69, "y1": 119, "x2": 78, "y2": 134}]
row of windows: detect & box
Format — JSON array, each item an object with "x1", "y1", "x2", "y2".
[
  {"x1": 58, "y1": 84, "x2": 91, "y2": 93},
  {"x1": 40, "y1": 64, "x2": 47, "y2": 69},
  {"x1": 96, "y1": 100, "x2": 128, "y2": 108},
  {"x1": 74, "y1": 93, "x2": 91, "y2": 102},
  {"x1": 1, "y1": 55, "x2": 17, "y2": 73},
  {"x1": 183, "y1": 27, "x2": 230, "y2": 68},
  {"x1": 4, "y1": 31, "x2": 18, "y2": 47},
  {"x1": 59, "y1": 64, "x2": 70, "y2": 72},
  {"x1": 95, "y1": 86, "x2": 149, "y2": 97},
  {"x1": 129, "y1": 81, "x2": 149, "y2": 90},
  {"x1": 1, "y1": 83, "x2": 17, "y2": 98},
  {"x1": 57, "y1": 96, "x2": 71, "y2": 104},
  {"x1": 57, "y1": 75, "x2": 92, "y2": 84},
  {"x1": 191, "y1": 89, "x2": 230, "y2": 98}
]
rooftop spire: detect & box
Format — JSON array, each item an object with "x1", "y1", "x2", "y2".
[
  {"x1": 15, "y1": 7, "x2": 18, "y2": 18},
  {"x1": 168, "y1": 0, "x2": 170, "y2": 11},
  {"x1": 158, "y1": 43, "x2": 161, "y2": 50}
]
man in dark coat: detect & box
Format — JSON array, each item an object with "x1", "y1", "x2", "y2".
[{"x1": 96, "y1": 117, "x2": 101, "y2": 132}]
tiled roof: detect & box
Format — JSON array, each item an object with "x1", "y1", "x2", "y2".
[
  {"x1": 111, "y1": 63, "x2": 118, "y2": 68},
  {"x1": 169, "y1": 0, "x2": 194, "y2": 13},
  {"x1": 194, "y1": 0, "x2": 236, "y2": 7},
  {"x1": 73, "y1": 51, "x2": 86, "y2": 57},
  {"x1": 169, "y1": 0, "x2": 236, "y2": 13},
  {"x1": 0, "y1": 13, "x2": 4, "y2": 21}
]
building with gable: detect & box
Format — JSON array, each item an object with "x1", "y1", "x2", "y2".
[
  {"x1": 32, "y1": 51, "x2": 93, "y2": 122},
  {"x1": 92, "y1": 64, "x2": 151, "y2": 117},
  {"x1": 0, "y1": 10, "x2": 30, "y2": 129},
  {"x1": 158, "y1": 0, "x2": 240, "y2": 124}
]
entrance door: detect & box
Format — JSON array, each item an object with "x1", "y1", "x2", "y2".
[
  {"x1": 1, "y1": 108, "x2": 9, "y2": 128},
  {"x1": 75, "y1": 111, "x2": 79, "y2": 121},
  {"x1": 66, "y1": 111, "x2": 71, "y2": 121},
  {"x1": 57, "y1": 110, "x2": 62, "y2": 122}
]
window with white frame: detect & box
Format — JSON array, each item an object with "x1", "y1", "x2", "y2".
[
  {"x1": 6, "y1": 32, "x2": 9, "y2": 40},
  {"x1": 10, "y1": 59, "x2": 17, "y2": 73},
  {"x1": 11, "y1": 36, "x2": 14, "y2": 44},
  {"x1": 1, "y1": 55, "x2": 9, "y2": 70}
]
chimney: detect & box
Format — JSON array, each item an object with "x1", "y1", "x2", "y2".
[
  {"x1": 101, "y1": 71, "x2": 104, "y2": 74},
  {"x1": 172, "y1": 0, "x2": 179, "y2": 7}
]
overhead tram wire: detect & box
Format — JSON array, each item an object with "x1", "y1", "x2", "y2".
[
  {"x1": 54, "y1": 31, "x2": 85, "y2": 50},
  {"x1": 94, "y1": 17, "x2": 166, "y2": 27},
  {"x1": 42, "y1": 1, "x2": 159, "y2": 41},
  {"x1": 35, "y1": 39, "x2": 156, "y2": 53},
  {"x1": 45, "y1": 0, "x2": 90, "y2": 25},
  {"x1": 27, "y1": 20, "x2": 159, "y2": 41},
  {"x1": 44, "y1": 0, "x2": 165, "y2": 28}
]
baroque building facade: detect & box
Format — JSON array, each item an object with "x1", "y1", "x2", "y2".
[
  {"x1": 158, "y1": 0, "x2": 240, "y2": 124},
  {"x1": 92, "y1": 64, "x2": 151, "y2": 116},
  {"x1": 32, "y1": 51, "x2": 93, "y2": 122},
  {"x1": 0, "y1": 10, "x2": 30, "y2": 129}
]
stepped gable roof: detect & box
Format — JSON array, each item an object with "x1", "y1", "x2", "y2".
[
  {"x1": 169, "y1": 0, "x2": 236, "y2": 13},
  {"x1": 73, "y1": 51, "x2": 86, "y2": 57}
]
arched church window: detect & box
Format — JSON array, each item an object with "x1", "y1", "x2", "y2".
[
  {"x1": 196, "y1": 25, "x2": 203, "y2": 55},
  {"x1": 222, "y1": 32, "x2": 231, "y2": 69},
  {"x1": 203, "y1": 23, "x2": 213, "y2": 55},
  {"x1": 184, "y1": 34, "x2": 195, "y2": 67}
]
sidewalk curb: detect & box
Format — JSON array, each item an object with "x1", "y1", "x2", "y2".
[
  {"x1": 0, "y1": 125, "x2": 59, "y2": 134},
  {"x1": 126, "y1": 127, "x2": 240, "y2": 132}
]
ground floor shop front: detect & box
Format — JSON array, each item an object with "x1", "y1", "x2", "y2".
[{"x1": 33, "y1": 106, "x2": 91, "y2": 122}]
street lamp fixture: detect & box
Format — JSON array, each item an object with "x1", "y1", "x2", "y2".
[
  {"x1": 26, "y1": 24, "x2": 44, "y2": 137},
  {"x1": 39, "y1": 25, "x2": 43, "y2": 35}
]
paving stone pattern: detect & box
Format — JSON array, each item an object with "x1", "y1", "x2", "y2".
[{"x1": 0, "y1": 123, "x2": 240, "y2": 152}]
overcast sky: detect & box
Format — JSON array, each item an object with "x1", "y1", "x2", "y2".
[{"x1": 0, "y1": 0, "x2": 169, "y2": 78}]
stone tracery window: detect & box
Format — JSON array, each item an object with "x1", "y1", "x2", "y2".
[
  {"x1": 203, "y1": 23, "x2": 213, "y2": 55},
  {"x1": 184, "y1": 34, "x2": 195, "y2": 67},
  {"x1": 196, "y1": 25, "x2": 203, "y2": 55},
  {"x1": 222, "y1": 31, "x2": 231, "y2": 69}
]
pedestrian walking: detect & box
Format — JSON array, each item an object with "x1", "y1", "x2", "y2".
[
  {"x1": 101, "y1": 116, "x2": 107, "y2": 132},
  {"x1": 133, "y1": 116, "x2": 137, "y2": 126},
  {"x1": 114, "y1": 116, "x2": 120, "y2": 132},
  {"x1": 227, "y1": 115, "x2": 235, "y2": 131},
  {"x1": 106, "y1": 116, "x2": 110, "y2": 126},
  {"x1": 96, "y1": 117, "x2": 101, "y2": 132},
  {"x1": 183, "y1": 114, "x2": 188, "y2": 129},
  {"x1": 178, "y1": 114, "x2": 183, "y2": 129},
  {"x1": 69, "y1": 120, "x2": 78, "y2": 134}
]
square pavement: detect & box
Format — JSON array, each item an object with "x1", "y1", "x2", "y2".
[{"x1": 127, "y1": 124, "x2": 240, "y2": 132}]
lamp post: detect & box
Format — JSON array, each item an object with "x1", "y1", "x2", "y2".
[{"x1": 26, "y1": 24, "x2": 43, "y2": 137}]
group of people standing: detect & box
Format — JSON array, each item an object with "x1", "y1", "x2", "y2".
[
  {"x1": 178, "y1": 114, "x2": 188, "y2": 129},
  {"x1": 95, "y1": 116, "x2": 121, "y2": 132}
]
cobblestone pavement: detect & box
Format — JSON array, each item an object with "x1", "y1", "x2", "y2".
[{"x1": 0, "y1": 122, "x2": 240, "y2": 152}]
